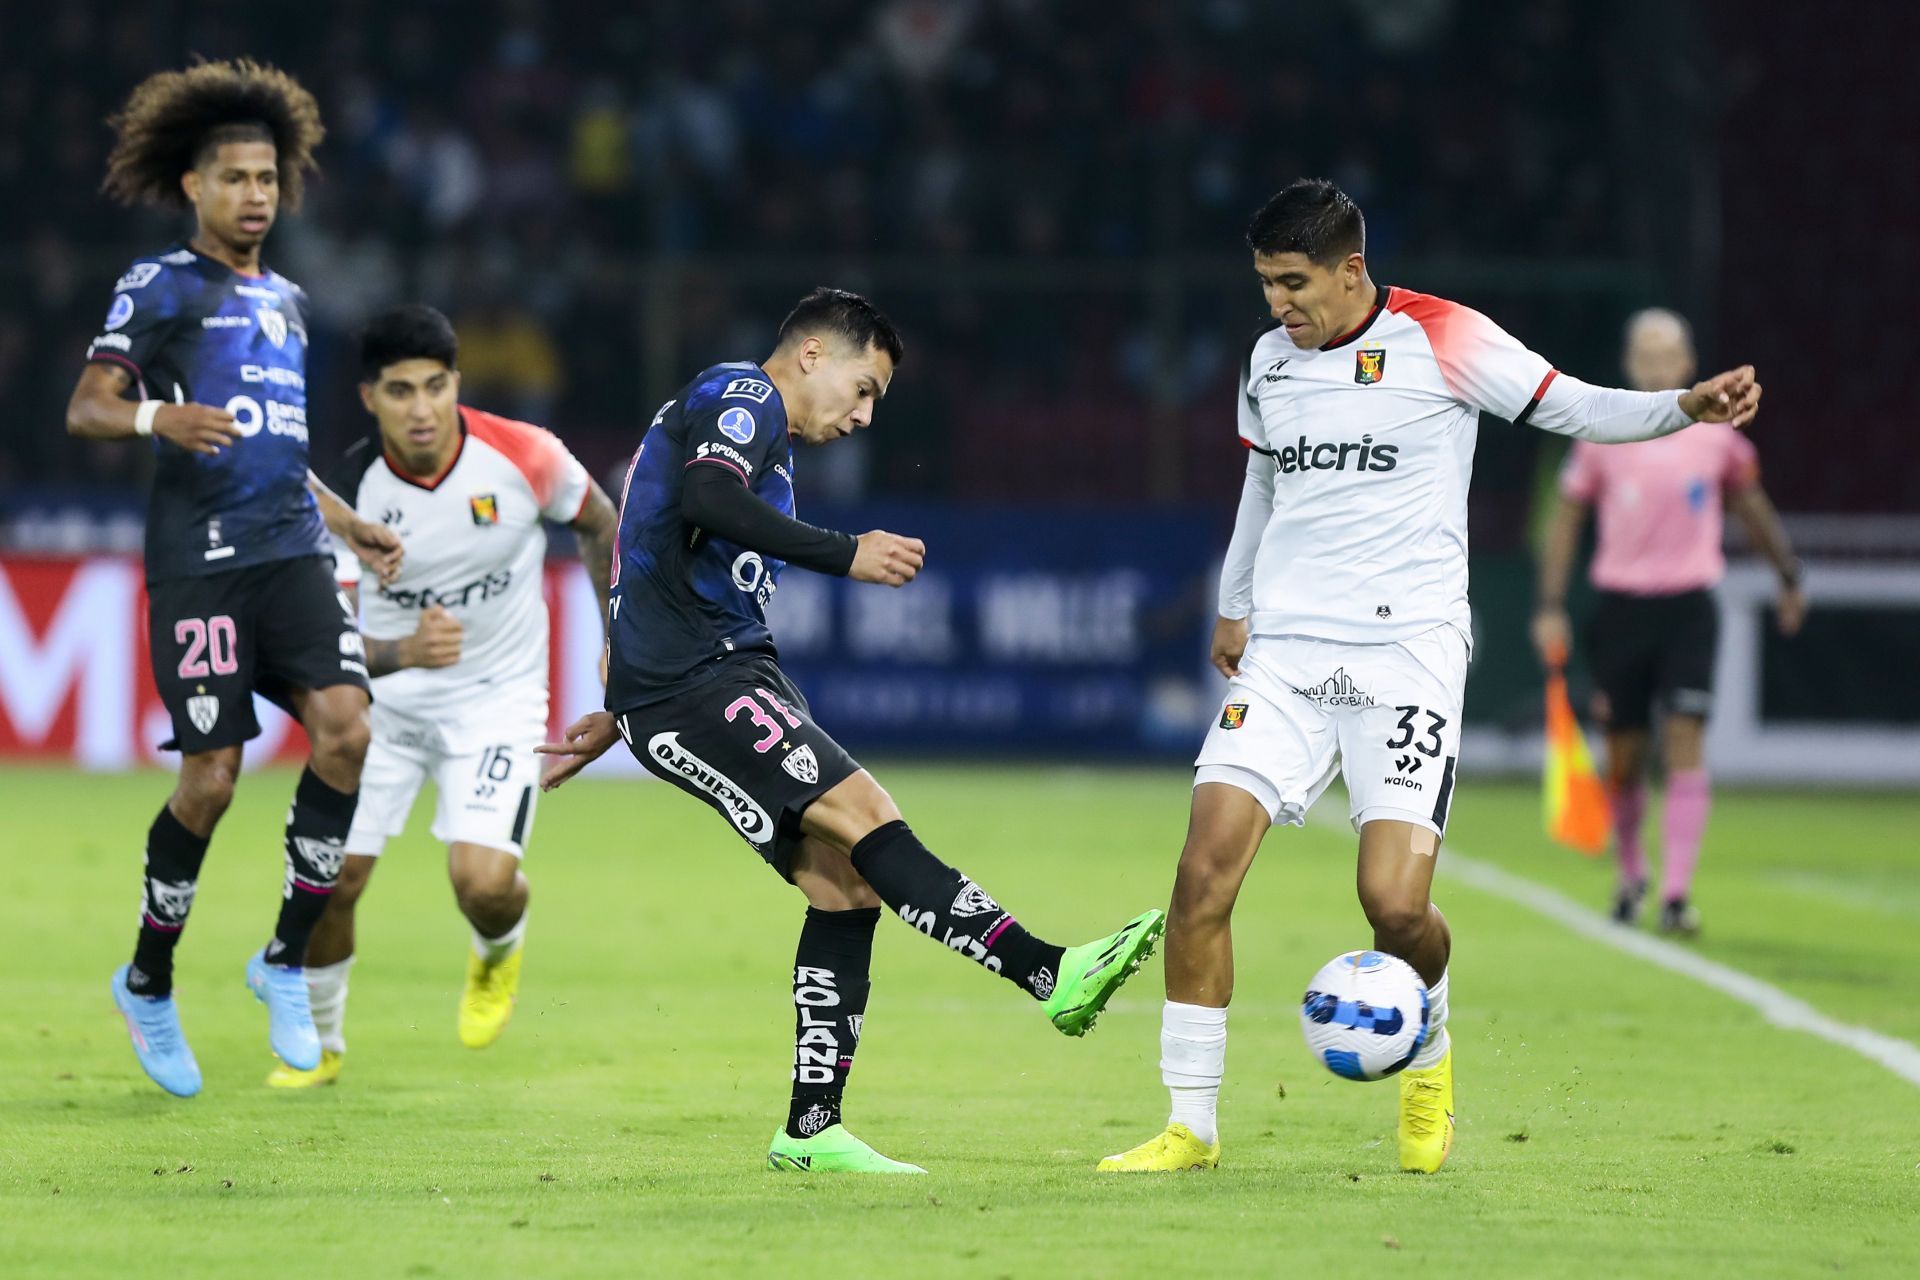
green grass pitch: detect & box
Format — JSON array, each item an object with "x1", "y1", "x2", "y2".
[{"x1": 2, "y1": 764, "x2": 1916, "y2": 1277}]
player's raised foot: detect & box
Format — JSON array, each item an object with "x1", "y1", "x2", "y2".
[
  {"x1": 1398, "y1": 1045, "x2": 1455, "y2": 1173},
  {"x1": 459, "y1": 948, "x2": 522, "y2": 1049},
  {"x1": 1095, "y1": 1123, "x2": 1220, "y2": 1173},
  {"x1": 1610, "y1": 878, "x2": 1647, "y2": 926},
  {"x1": 1042, "y1": 908, "x2": 1166, "y2": 1037},
  {"x1": 245, "y1": 948, "x2": 321, "y2": 1071},
  {"x1": 1658, "y1": 897, "x2": 1701, "y2": 938},
  {"x1": 266, "y1": 1049, "x2": 343, "y2": 1089},
  {"x1": 111, "y1": 965, "x2": 201, "y2": 1098},
  {"x1": 766, "y1": 1124, "x2": 927, "y2": 1174}
]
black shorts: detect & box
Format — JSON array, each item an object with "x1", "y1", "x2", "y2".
[
  {"x1": 148, "y1": 554, "x2": 370, "y2": 754},
  {"x1": 614, "y1": 657, "x2": 860, "y2": 879},
  {"x1": 1586, "y1": 588, "x2": 1719, "y2": 730}
]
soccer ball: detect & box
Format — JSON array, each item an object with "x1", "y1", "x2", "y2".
[{"x1": 1299, "y1": 950, "x2": 1430, "y2": 1081}]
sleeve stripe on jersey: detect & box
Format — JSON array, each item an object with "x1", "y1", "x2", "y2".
[
  {"x1": 686, "y1": 456, "x2": 749, "y2": 484},
  {"x1": 1511, "y1": 369, "x2": 1559, "y2": 429},
  {"x1": 88, "y1": 350, "x2": 145, "y2": 386},
  {"x1": 1239, "y1": 435, "x2": 1277, "y2": 457}
]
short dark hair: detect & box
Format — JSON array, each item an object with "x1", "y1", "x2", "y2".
[
  {"x1": 358, "y1": 304, "x2": 458, "y2": 382},
  {"x1": 774, "y1": 287, "x2": 904, "y2": 367},
  {"x1": 103, "y1": 59, "x2": 325, "y2": 211},
  {"x1": 1245, "y1": 179, "x2": 1366, "y2": 266}
]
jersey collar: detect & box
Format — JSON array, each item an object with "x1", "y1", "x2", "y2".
[
  {"x1": 383, "y1": 406, "x2": 468, "y2": 491},
  {"x1": 1318, "y1": 285, "x2": 1389, "y2": 351}
]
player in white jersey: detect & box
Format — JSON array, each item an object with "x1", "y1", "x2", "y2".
[
  {"x1": 1099, "y1": 180, "x2": 1761, "y2": 1174},
  {"x1": 269, "y1": 305, "x2": 616, "y2": 1087}
]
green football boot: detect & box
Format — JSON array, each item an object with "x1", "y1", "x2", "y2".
[
  {"x1": 1041, "y1": 908, "x2": 1167, "y2": 1036},
  {"x1": 766, "y1": 1124, "x2": 927, "y2": 1174}
]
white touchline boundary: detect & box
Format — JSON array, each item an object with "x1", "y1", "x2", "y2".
[{"x1": 1302, "y1": 812, "x2": 1920, "y2": 1089}]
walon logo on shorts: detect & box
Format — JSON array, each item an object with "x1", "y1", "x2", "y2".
[
  {"x1": 1291, "y1": 668, "x2": 1375, "y2": 708},
  {"x1": 648, "y1": 732, "x2": 773, "y2": 843}
]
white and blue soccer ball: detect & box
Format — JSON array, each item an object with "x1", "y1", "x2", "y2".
[{"x1": 1300, "y1": 950, "x2": 1430, "y2": 1082}]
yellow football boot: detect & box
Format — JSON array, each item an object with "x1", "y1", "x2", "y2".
[
  {"x1": 265, "y1": 1048, "x2": 343, "y2": 1089},
  {"x1": 1095, "y1": 1123, "x2": 1220, "y2": 1172},
  {"x1": 459, "y1": 948, "x2": 521, "y2": 1048},
  {"x1": 1397, "y1": 1044, "x2": 1455, "y2": 1173}
]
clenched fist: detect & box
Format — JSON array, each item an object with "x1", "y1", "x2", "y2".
[
  {"x1": 848, "y1": 530, "x2": 926, "y2": 587},
  {"x1": 400, "y1": 604, "x2": 463, "y2": 669}
]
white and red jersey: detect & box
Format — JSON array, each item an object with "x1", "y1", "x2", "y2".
[
  {"x1": 334, "y1": 405, "x2": 591, "y2": 740},
  {"x1": 1220, "y1": 285, "x2": 1695, "y2": 647}
]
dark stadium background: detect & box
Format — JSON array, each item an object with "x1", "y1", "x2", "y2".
[{"x1": 2, "y1": 0, "x2": 1914, "y2": 764}]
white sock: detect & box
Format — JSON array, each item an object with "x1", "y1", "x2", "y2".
[
  {"x1": 473, "y1": 911, "x2": 528, "y2": 964},
  {"x1": 1161, "y1": 1001, "x2": 1228, "y2": 1145},
  {"x1": 1410, "y1": 969, "x2": 1449, "y2": 1070},
  {"x1": 306, "y1": 956, "x2": 354, "y2": 1055}
]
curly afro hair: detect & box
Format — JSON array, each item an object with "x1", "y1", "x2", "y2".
[{"x1": 102, "y1": 58, "x2": 325, "y2": 211}]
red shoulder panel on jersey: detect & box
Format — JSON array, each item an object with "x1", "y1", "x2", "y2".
[{"x1": 464, "y1": 405, "x2": 577, "y2": 512}]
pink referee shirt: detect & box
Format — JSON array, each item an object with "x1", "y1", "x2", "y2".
[{"x1": 1559, "y1": 424, "x2": 1760, "y2": 595}]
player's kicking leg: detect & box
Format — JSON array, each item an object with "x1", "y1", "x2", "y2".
[
  {"x1": 1357, "y1": 819, "x2": 1454, "y2": 1173},
  {"x1": 1097, "y1": 782, "x2": 1268, "y2": 1172},
  {"x1": 800, "y1": 772, "x2": 1165, "y2": 1039}
]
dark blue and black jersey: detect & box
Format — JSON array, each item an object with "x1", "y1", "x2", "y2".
[
  {"x1": 606, "y1": 363, "x2": 805, "y2": 710},
  {"x1": 85, "y1": 244, "x2": 327, "y2": 584}
]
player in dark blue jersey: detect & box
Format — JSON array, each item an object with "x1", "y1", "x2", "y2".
[
  {"x1": 64, "y1": 62, "x2": 403, "y2": 1098},
  {"x1": 538, "y1": 289, "x2": 1166, "y2": 1173}
]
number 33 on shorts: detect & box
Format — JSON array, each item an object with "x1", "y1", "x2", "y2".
[{"x1": 1357, "y1": 699, "x2": 1459, "y2": 833}]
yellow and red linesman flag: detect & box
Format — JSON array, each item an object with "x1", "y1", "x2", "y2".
[{"x1": 1542, "y1": 648, "x2": 1609, "y2": 856}]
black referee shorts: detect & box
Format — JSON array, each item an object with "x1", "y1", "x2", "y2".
[{"x1": 1586, "y1": 588, "x2": 1719, "y2": 731}]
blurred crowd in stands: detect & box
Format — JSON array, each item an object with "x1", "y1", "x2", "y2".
[{"x1": 2, "y1": 0, "x2": 1907, "y2": 525}]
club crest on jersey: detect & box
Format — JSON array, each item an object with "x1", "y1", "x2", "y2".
[
  {"x1": 1220, "y1": 703, "x2": 1249, "y2": 730},
  {"x1": 257, "y1": 307, "x2": 287, "y2": 349},
  {"x1": 781, "y1": 742, "x2": 820, "y2": 784},
  {"x1": 186, "y1": 694, "x2": 220, "y2": 735},
  {"x1": 717, "y1": 407, "x2": 757, "y2": 444},
  {"x1": 1355, "y1": 345, "x2": 1386, "y2": 385},
  {"x1": 105, "y1": 294, "x2": 134, "y2": 331},
  {"x1": 469, "y1": 493, "x2": 499, "y2": 526}
]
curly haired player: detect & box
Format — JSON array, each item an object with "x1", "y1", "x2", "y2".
[{"x1": 67, "y1": 61, "x2": 403, "y2": 1097}]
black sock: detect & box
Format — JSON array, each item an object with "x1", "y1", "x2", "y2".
[
  {"x1": 268, "y1": 767, "x2": 356, "y2": 966},
  {"x1": 786, "y1": 905, "x2": 879, "y2": 1140},
  {"x1": 849, "y1": 820, "x2": 1065, "y2": 1001},
  {"x1": 126, "y1": 805, "x2": 212, "y2": 997}
]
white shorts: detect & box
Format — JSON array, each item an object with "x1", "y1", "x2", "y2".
[
  {"x1": 346, "y1": 702, "x2": 545, "y2": 858},
  {"x1": 1194, "y1": 626, "x2": 1468, "y2": 837}
]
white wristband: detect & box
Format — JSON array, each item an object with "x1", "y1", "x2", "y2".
[{"x1": 133, "y1": 400, "x2": 161, "y2": 437}]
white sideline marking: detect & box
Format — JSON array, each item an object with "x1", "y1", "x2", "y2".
[
  {"x1": 1439, "y1": 851, "x2": 1920, "y2": 1088},
  {"x1": 1305, "y1": 813, "x2": 1920, "y2": 1089}
]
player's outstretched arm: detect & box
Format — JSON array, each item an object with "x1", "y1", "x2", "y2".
[
  {"x1": 65, "y1": 363, "x2": 240, "y2": 453},
  {"x1": 1526, "y1": 365, "x2": 1762, "y2": 445},
  {"x1": 682, "y1": 465, "x2": 922, "y2": 585},
  {"x1": 536, "y1": 711, "x2": 620, "y2": 791},
  {"x1": 308, "y1": 469, "x2": 404, "y2": 585}
]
